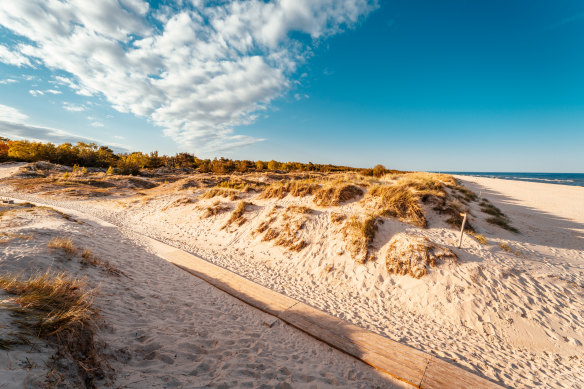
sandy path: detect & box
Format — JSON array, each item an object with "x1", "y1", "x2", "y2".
[{"x1": 0, "y1": 163, "x2": 26, "y2": 179}]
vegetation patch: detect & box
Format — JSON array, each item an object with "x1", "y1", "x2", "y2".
[
  {"x1": 259, "y1": 180, "x2": 320, "y2": 200},
  {"x1": 202, "y1": 188, "x2": 240, "y2": 201},
  {"x1": 329, "y1": 212, "x2": 346, "y2": 224},
  {"x1": 343, "y1": 215, "x2": 379, "y2": 264},
  {"x1": 313, "y1": 184, "x2": 363, "y2": 206},
  {"x1": 80, "y1": 249, "x2": 124, "y2": 277},
  {"x1": 368, "y1": 183, "x2": 427, "y2": 227},
  {"x1": 203, "y1": 200, "x2": 230, "y2": 218},
  {"x1": 480, "y1": 199, "x2": 518, "y2": 233},
  {"x1": 48, "y1": 237, "x2": 77, "y2": 259},
  {"x1": 468, "y1": 231, "x2": 488, "y2": 245},
  {"x1": 223, "y1": 201, "x2": 254, "y2": 229},
  {"x1": 0, "y1": 232, "x2": 34, "y2": 244},
  {"x1": 162, "y1": 196, "x2": 197, "y2": 211},
  {"x1": 0, "y1": 271, "x2": 105, "y2": 387},
  {"x1": 257, "y1": 205, "x2": 310, "y2": 251},
  {"x1": 385, "y1": 234, "x2": 458, "y2": 278}
]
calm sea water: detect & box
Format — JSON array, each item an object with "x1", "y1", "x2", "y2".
[{"x1": 442, "y1": 172, "x2": 584, "y2": 187}]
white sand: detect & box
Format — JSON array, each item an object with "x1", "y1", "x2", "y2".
[
  {"x1": 1, "y1": 165, "x2": 583, "y2": 388},
  {"x1": 0, "y1": 199, "x2": 408, "y2": 388}
]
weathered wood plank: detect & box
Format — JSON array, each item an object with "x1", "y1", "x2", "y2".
[
  {"x1": 421, "y1": 357, "x2": 503, "y2": 389},
  {"x1": 144, "y1": 234, "x2": 503, "y2": 389},
  {"x1": 164, "y1": 249, "x2": 298, "y2": 316},
  {"x1": 279, "y1": 302, "x2": 430, "y2": 387}
]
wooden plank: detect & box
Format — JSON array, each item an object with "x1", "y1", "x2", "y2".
[
  {"x1": 112, "y1": 225, "x2": 504, "y2": 389},
  {"x1": 421, "y1": 357, "x2": 503, "y2": 389},
  {"x1": 279, "y1": 302, "x2": 430, "y2": 387},
  {"x1": 163, "y1": 249, "x2": 298, "y2": 316}
]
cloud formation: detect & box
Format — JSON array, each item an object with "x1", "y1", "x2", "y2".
[
  {"x1": 0, "y1": 1, "x2": 376, "y2": 153},
  {"x1": 0, "y1": 104, "x2": 128, "y2": 151}
]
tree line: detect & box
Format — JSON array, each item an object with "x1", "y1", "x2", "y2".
[{"x1": 0, "y1": 138, "x2": 390, "y2": 177}]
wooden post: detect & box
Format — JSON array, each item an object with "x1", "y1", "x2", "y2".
[{"x1": 458, "y1": 213, "x2": 467, "y2": 248}]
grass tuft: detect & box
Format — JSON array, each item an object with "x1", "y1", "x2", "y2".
[
  {"x1": 313, "y1": 184, "x2": 363, "y2": 206},
  {"x1": 480, "y1": 200, "x2": 519, "y2": 233},
  {"x1": 223, "y1": 201, "x2": 253, "y2": 229},
  {"x1": 203, "y1": 200, "x2": 230, "y2": 218},
  {"x1": 0, "y1": 271, "x2": 104, "y2": 386},
  {"x1": 48, "y1": 237, "x2": 77, "y2": 259},
  {"x1": 468, "y1": 231, "x2": 488, "y2": 245},
  {"x1": 386, "y1": 234, "x2": 457, "y2": 278},
  {"x1": 80, "y1": 249, "x2": 123, "y2": 277},
  {"x1": 343, "y1": 215, "x2": 379, "y2": 264}
]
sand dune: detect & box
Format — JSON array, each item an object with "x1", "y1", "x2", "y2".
[
  {"x1": 0, "y1": 198, "x2": 407, "y2": 388},
  {"x1": 1, "y1": 163, "x2": 583, "y2": 388}
]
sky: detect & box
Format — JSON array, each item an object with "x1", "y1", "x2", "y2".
[{"x1": 0, "y1": 0, "x2": 583, "y2": 172}]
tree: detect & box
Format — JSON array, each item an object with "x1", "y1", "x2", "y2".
[
  {"x1": 373, "y1": 164, "x2": 387, "y2": 178},
  {"x1": 267, "y1": 160, "x2": 280, "y2": 171}
]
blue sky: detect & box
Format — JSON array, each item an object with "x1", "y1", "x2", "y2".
[{"x1": 0, "y1": 1, "x2": 583, "y2": 172}]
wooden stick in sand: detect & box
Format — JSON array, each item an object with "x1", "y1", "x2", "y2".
[{"x1": 458, "y1": 212, "x2": 467, "y2": 248}]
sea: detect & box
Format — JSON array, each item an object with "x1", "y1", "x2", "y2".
[{"x1": 441, "y1": 172, "x2": 584, "y2": 188}]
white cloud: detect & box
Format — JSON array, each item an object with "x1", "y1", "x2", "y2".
[
  {"x1": 0, "y1": 104, "x2": 129, "y2": 151},
  {"x1": 45, "y1": 89, "x2": 62, "y2": 95},
  {"x1": 0, "y1": 78, "x2": 17, "y2": 85},
  {"x1": 90, "y1": 121, "x2": 104, "y2": 127},
  {"x1": 0, "y1": 44, "x2": 31, "y2": 67},
  {"x1": 0, "y1": 1, "x2": 377, "y2": 153},
  {"x1": 29, "y1": 89, "x2": 45, "y2": 97},
  {"x1": 63, "y1": 102, "x2": 86, "y2": 112},
  {"x1": 0, "y1": 104, "x2": 29, "y2": 123}
]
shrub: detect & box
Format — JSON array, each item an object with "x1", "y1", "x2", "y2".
[{"x1": 372, "y1": 164, "x2": 387, "y2": 178}]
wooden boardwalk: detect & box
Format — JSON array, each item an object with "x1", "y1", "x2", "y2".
[{"x1": 146, "y1": 237, "x2": 503, "y2": 389}]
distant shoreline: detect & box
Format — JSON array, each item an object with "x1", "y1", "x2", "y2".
[{"x1": 440, "y1": 172, "x2": 584, "y2": 187}]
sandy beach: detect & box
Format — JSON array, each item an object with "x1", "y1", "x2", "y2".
[{"x1": 0, "y1": 163, "x2": 583, "y2": 388}]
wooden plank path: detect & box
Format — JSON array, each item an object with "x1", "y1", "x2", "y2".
[{"x1": 145, "y1": 237, "x2": 504, "y2": 389}]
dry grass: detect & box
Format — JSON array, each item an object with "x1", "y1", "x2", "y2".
[
  {"x1": 343, "y1": 215, "x2": 379, "y2": 264},
  {"x1": 284, "y1": 205, "x2": 312, "y2": 216},
  {"x1": 216, "y1": 180, "x2": 247, "y2": 190},
  {"x1": 202, "y1": 188, "x2": 240, "y2": 201},
  {"x1": 257, "y1": 205, "x2": 310, "y2": 251},
  {"x1": 223, "y1": 201, "x2": 253, "y2": 229},
  {"x1": 385, "y1": 234, "x2": 458, "y2": 278},
  {"x1": 48, "y1": 237, "x2": 77, "y2": 259},
  {"x1": 80, "y1": 249, "x2": 123, "y2": 277},
  {"x1": 468, "y1": 231, "x2": 488, "y2": 245},
  {"x1": 203, "y1": 200, "x2": 230, "y2": 218},
  {"x1": 368, "y1": 184, "x2": 427, "y2": 227},
  {"x1": 313, "y1": 184, "x2": 363, "y2": 206},
  {"x1": 259, "y1": 180, "x2": 320, "y2": 200},
  {"x1": 480, "y1": 199, "x2": 518, "y2": 233},
  {"x1": 0, "y1": 232, "x2": 34, "y2": 244},
  {"x1": 0, "y1": 271, "x2": 105, "y2": 387},
  {"x1": 330, "y1": 212, "x2": 346, "y2": 224},
  {"x1": 161, "y1": 196, "x2": 197, "y2": 211}
]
